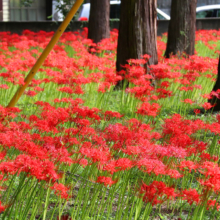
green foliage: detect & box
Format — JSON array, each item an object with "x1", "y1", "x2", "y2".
[
  {"x1": 55, "y1": 0, "x2": 77, "y2": 20},
  {"x1": 21, "y1": 0, "x2": 34, "y2": 7},
  {"x1": 21, "y1": 0, "x2": 80, "y2": 20}
]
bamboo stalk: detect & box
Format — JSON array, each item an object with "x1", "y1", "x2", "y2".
[{"x1": 7, "y1": 0, "x2": 84, "y2": 108}]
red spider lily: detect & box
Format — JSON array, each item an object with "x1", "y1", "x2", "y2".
[
  {"x1": 207, "y1": 199, "x2": 220, "y2": 211},
  {"x1": 102, "y1": 160, "x2": 117, "y2": 174},
  {"x1": 79, "y1": 158, "x2": 88, "y2": 167},
  {"x1": 0, "y1": 84, "x2": 9, "y2": 89},
  {"x1": 136, "y1": 158, "x2": 166, "y2": 175},
  {"x1": 79, "y1": 145, "x2": 111, "y2": 165},
  {"x1": 98, "y1": 82, "x2": 111, "y2": 93},
  {"x1": 79, "y1": 17, "x2": 88, "y2": 21},
  {"x1": 96, "y1": 176, "x2": 117, "y2": 187},
  {"x1": 217, "y1": 114, "x2": 220, "y2": 124},
  {"x1": 104, "y1": 110, "x2": 123, "y2": 121},
  {"x1": 139, "y1": 181, "x2": 177, "y2": 206},
  {"x1": 126, "y1": 84, "x2": 154, "y2": 99},
  {"x1": 194, "y1": 109, "x2": 201, "y2": 115},
  {"x1": 179, "y1": 189, "x2": 200, "y2": 205},
  {"x1": 24, "y1": 90, "x2": 37, "y2": 97},
  {"x1": 115, "y1": 158, "x2": 133, "y2": 171},
  {"x1": 51, "y1": 183, "x2": 69, "y2": 200},
  {"x1": 136, "y1": 102, "x2": 160, "y2": 117},
  {"x1": 182, "y1": 99, "x2": 194, "y2": 105},
  {"x1": 57, "y1": 215, "x2": 72, "y2": 220},
  {"x1": 122, "y1": 146, "x2": 142, "y2": 156},
  {"x1": 58, "y1": 87, "x2": 74, "y2": 94},
  {"x1": 179, "y1": 160, "x2": 198, "y2": 173},
  {"x1": 0, "y1": 201, "x2": 5, "y2": 213},
  {"x1": 202, "y1": 102, "x2": 214, "y2": 110},
  {"x1": 142, "y1": 54, "x2": 151, "y2": 60}
]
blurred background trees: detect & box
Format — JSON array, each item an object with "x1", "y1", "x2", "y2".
[
  {"x1": 165, "y1": 0, "x2": 197, "y2": 58},
  {"x1": 116, "y1": 0, "x2": 158, "y2": 75},
  {"x1": 21, "y1": 0, "x2": 220, "y2": 111},
  {"x1": 88, "y1": 0, "x2": 110, "y2": 44}
]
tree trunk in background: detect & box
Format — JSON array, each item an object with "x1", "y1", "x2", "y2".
[
  {"x1": 164, "y1": 0, "x2": 197, "y2": 58},
  {"x1": 0, "y1": 0, "x2": 2, "y2": 21},
  {"x1": 46, "y1": 0, "x2": 52, "y2": 20},
  {"x1": 116, "y1": 0, "x2": 158, "y2": 74},
  {"x1": 208, "y1": 56, "x2": 220, "y2": 111},
  {"x1": 88, "y1": 0, "x2": 110, "y2": 44}
]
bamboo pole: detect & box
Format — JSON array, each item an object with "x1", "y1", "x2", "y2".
[{"x1": 7, "y1": 0, "x2": 84, "y2": 108}]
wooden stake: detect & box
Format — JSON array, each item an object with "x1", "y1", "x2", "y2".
[{"x1": 7, "y1": 0, "x2": 83, "y2": 107}]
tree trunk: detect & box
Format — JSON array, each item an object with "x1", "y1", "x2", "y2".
[
  {"x1": 46, "y1": 0, "x2": 52, "y2": 20},
  {"x1": 208, "y1": 56, "x2": 220, "y2": 111},
  {"x1": 116, "y1": 0, "x2": 158, "y2": 74},
  {"x1": 88, "y1": 0, "x2": 110, "y2": 44},
  {"x1": 164, "y1": 0, "x2": 197, "y2": 58}
]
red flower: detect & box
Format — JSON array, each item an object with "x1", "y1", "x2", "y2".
[
  {"x1": 179, "y1": 160, "x2": 198, "y2": 173},
  {"x1": 194, "y1": 109, "x2": 201, "y2": 115},
  {"x1": 0, "y1": 201, "x2": 5, "y2": 213},
  {"x1": 142, "y1": 54, "x2": 151, "y2": 60},
  {"x1": 104, "y1": 111, "x2": 123, "y2": 121},
  {"x1": 51, "y1": 183, "x2": 69, "y2": 199},
  {"x1": 179, "y1": 189, "x2": 200, "y2": 205},
  {"x1": 0, "y1": 84, "x2": 9, "y2": 89},
  {"x1": 139, "y1": 181, "x2": 177, "y2": 206},
  {"x1": 136, "y1": 102, "x2": 160, "y2": 117},
  {"x1": 96, "y1": 176, "x2": 117, "y2": 187},
  {"x1": 182, "y1": 99, "x2": 194, "y2": 105},
  {"x1": 24, "y1": 90, "x2": 37, "y2": 97},
  {"x1": 79, "y1": 158, "x2": 88, "y2": 167},
  {"x1": 115, "y1": 158, "x2": 133, "y2": 171},
  {"x1": 58, "y1": 87, "x2": 73, "y2": 94},
  {"x1": 79, "y1": 17, "x2": 88, "y2": 21},
  {"x1": 57, "y1": 215, "x2": 72, "y2": 220},
  {"x1": 216, "y1": 114, "x2": 220, "y2": 124},
  {"x1": 202, "y1": 102, "x2": 213, "y2": 110}
]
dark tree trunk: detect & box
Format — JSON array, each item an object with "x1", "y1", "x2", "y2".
[
  {"x1": 208, "y1": 56, "x2": 220, "y2": 111},
  {"x1": 0, "y1": 0, "x2": 2, "y2": 22},
  {"x1": 116, "y1": 0, "x2": 158, "y2": 74},
  {"x1": 164, "y1": 0, "x2": 197, "y2": 58},
  {"x1": 46, "y1": 0, "x2": 52, "y2": 20},
  {"x1": 88, "y1": 0, "x2": 110, "y2": 44}
]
